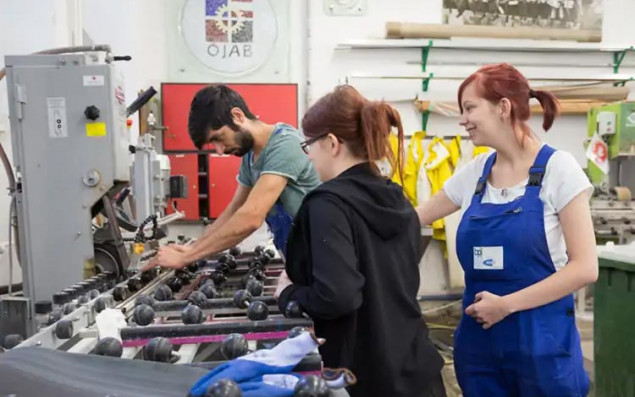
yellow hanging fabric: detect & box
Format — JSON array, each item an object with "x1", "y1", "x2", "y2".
[
  {"x1": 402, "y1": 131, "x2": 427, "y2": 206},
  {"x1": 473, "y1": 145, "x2": 490, "y2": 158},
  {"x1": 425, "y1": 137, "x2": 453, "y2": 241},
  {"x1": 387, "y1": 132, "x2": 421, "y2": 206},
  {"x1": 448, "y1": 135, "x2": 461, "y2": 168}
]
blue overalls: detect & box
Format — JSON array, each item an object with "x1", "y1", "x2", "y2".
[
  {"x1": 266, "y1": 203, "x2": 293, "y2": 257},
  {"x1": 454, "y1": 145, "x2": 589, "y2": 396}
]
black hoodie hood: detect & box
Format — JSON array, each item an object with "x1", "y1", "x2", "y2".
[{"x1": 304, "y1": 162, "x2": 416, "y2": 240}]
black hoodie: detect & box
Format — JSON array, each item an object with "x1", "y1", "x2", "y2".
[{"x1": 279, "y1": 163, "x2": 444, "y2": 397}]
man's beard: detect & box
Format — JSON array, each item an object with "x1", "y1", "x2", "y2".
[{"x1": 227, "y1": 126, "x2": 254, "y2": 156}]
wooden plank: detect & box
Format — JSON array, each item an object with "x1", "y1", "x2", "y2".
[
  {"x1": 414, "y1": 99, "x2": 613, "y2": 116},
  {"x1": 386, "y1": 22, "x2": 602, "y2": 43},
  {"x1": 348, "y1": 73, "x2": 634, "y2": 83},
  {"x1": 336, "y1": 39, "x2": 629, "y2": 52}
]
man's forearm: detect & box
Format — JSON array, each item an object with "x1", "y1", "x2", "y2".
[{"x1": 183, "y1": 210, "x2": 262, "y2": 264}]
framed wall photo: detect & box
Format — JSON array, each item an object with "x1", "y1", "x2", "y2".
[{"x1": 442, "y1": 0, "x2": 602, "y2": 35}]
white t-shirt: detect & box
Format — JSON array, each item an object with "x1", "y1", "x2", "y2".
[{"x1": 443, "y1": 149, "x2": 593, "y2": 270}]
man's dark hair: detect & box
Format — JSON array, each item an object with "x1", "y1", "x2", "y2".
[{"x1": 188, "y1": 85, "x2": 257, "y2": 149}]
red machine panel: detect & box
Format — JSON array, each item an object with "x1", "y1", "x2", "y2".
[
  {"x1": 166, "y1": 154, "x2": 199, "y2": 220},
  {"x1": 208, "y1": 155, "x2": 242, "y2": 218},
  {"x1": 162, "y1": 83, "x2": 298, "y2": 152}
]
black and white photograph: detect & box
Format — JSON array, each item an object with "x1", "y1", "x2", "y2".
[{"x1": 443, "y1": 0, "x2": 603, "y2": 31}]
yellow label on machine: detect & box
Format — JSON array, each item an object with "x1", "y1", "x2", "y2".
[{"x1": 86, "y1": 122, "x2": 107, "y2": 137}]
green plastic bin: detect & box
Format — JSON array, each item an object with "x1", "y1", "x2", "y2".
[{"x1": 594, "y1": 246, "x2": 635, "y2": 397}]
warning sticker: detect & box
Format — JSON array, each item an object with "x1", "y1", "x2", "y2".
[{"x1": 86, "y1": 122, "x2": 107, "y2": 137}]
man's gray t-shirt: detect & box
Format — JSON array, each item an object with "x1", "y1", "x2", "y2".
[{"x1": 237, "y1": 123, "x2": 320, "y2": 249}]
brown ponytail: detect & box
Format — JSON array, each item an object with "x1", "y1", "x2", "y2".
[
  {"x1": 360, "y1": 102, "x2": 404, "y2": 183},
  {"x1": 302, "y1": 85, "x2": 405, "y2": 181},
  {"x1": 531, "y1": 89, "x2": 560, "y2": 132}
]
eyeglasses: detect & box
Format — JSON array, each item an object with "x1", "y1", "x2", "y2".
[{"x1": 300, "y1": 133, "x2": 329, "y2": 154}]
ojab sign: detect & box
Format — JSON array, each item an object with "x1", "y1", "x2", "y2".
[{"x1": 180, "y1": 0, "x2": 278, "y2": 75}]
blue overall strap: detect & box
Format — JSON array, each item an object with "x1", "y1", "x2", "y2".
[
  {"x1": 472, "y1": 152, "x2": 497, "y2": 205},
  {"x1": 525, "y1": 145, "x2": 556, "y2": 198}
]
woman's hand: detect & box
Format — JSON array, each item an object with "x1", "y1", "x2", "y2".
[{"x1": 465, "y1": 291, "x2": 513, "y2": 329}]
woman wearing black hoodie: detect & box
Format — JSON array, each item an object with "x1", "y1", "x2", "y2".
[{"x1": 275, "y1": 85, "x2": 446, "y2": 397}]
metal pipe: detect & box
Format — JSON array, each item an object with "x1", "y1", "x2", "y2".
[
  {"x1": 120, "y1": 317, "x2": 313, "y2": 340},
  {"x1": 152, "y1": 296, "x2": 277, "y2": 313},
  {"x1": 198, "y1": 257, "x2": 284, "y2": 269}
]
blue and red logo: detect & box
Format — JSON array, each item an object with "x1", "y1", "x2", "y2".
[{"x1": 205, "y1": 0, "x2": 254, "y2": 43}]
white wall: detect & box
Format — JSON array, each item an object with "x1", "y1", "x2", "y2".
[
  {"x1": 1, "y1": 0, "x2": 634, "y2": 291},
  {"x1": 81, "y1": 0, "x2": 170, "y2": 143}
]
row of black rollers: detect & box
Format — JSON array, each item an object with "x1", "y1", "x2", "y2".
[
  {"x1": 48, "y1": 246, "x2": 280, "y2": 343},
  {"x1": 48, "y1": 268, "x2": 165, "y2": 342},
  {"x1": 51, "y1": 286, "x2": 303, "y2": 347},
  {"x1": 39, "y1": 271, "x2": 123, "y2": 333},
  {"x1": 89, "y1": 326, "x2": 329, "y2": 397},
  {"x1": 133, "y1": 271, "x2": 301, "y2": 327},
  {"x1": 131, "y1": 288, "x2": 304, "y2": 327},
  {"x1": 94, "y1": 325, "x2": 309, "y2": 361},
  {"x1": 129, "y1": 246, "x2": 286, "y2": 326},
  {"x1": 51, "y1": 245, "x2": 276, "y2": 319},
  {"x1": 1, "y1": 247, "x2": 281, "y2": 350},
  {"x1": 1, "y1": 272, "x2": 122, "y2": 349},
  {"x1": 43, "y1": 246, "x2": 284, "y2": 339},
  {"x1": 109, "y1": 245, "x2": 279, "y2": 308}
]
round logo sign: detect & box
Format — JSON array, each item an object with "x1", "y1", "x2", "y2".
[{"x1": 179, "y1": 0, "x2": 278, "y2": 75}]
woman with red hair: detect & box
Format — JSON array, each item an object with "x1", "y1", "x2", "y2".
[{"x1": 417, "y1": 63, "x2": 596, "y2": 396}]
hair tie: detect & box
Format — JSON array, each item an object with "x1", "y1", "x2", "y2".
[{"x1": 529, "y1": 89, "x2": 537, "y2": 98}]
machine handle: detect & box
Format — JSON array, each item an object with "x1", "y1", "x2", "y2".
[{"x1": 126, "y1": 86, "x2": 157, "y2": 117}]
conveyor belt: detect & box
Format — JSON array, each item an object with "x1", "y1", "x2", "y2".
[
  {"x1": 0, "y1": 347, "x2": 349, "y2": 397},
  {"x1": 0, "y1": 347, "x2": 207, "y2": 397}
]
